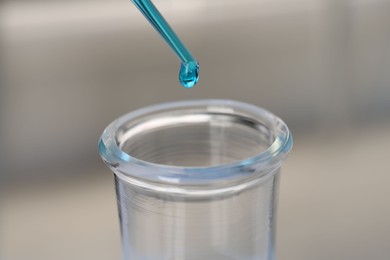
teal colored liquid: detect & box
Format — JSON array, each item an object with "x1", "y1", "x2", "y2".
[{"x1": 132, "y1": 0, "x2": 199, "y2": 88}]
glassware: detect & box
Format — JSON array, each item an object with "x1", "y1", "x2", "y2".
[
  {"x1": 99, "y1": 99, "x2": 292, "y2": 260},
  {"x1": 131, "y1": 0, "x2": 199, "y2": 88}
]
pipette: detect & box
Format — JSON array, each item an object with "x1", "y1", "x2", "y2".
[{"x1": 132, "y1": 0, "x2": 199, "y2": 88}]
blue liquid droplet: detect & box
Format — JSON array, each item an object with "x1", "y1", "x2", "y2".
[{"x1": 179, "y1": 61, "x2": 199, "y2": 88}]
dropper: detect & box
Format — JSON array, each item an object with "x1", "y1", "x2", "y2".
[{"x1": 132, "y1": 0, "x2": 199, "y2": 88}]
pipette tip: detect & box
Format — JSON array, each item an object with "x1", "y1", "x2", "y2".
[{"x1": 179, "y1": 61, "x2": 199, "y2": 88}]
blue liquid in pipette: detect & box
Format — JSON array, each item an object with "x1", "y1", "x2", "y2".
[
  {"x1": 132, "y1": 0, "x2": 199, "y2": 88},
  {"x1": 179, "y1": 60, "x2": 199, "y2": 88}
]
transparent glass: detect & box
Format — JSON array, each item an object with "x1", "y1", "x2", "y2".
[{"x1": 99, "y1": 99, "x2": 292, "y2": 260}]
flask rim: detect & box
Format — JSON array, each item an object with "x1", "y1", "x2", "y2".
[{"x1": 99, "y1": 99, "x2": 292, "y2": 187}]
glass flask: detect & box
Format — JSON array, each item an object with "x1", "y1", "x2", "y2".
[{"x1": 99, "y1": 99, "x2": 292, "y2": 260}]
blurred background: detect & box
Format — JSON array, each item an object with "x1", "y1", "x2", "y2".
[{"x1": 1, "y1": 0, "x2": 390, "y2": 259}]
